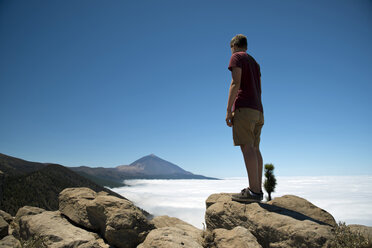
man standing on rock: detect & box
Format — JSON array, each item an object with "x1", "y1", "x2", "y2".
[{"x1": 226, "y1": 34, "x2": 264, "y2": 202}]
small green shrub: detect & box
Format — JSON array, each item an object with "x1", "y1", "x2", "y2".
[{"x1": 263, "y1": 163, "x2": 277, "y2": 201}]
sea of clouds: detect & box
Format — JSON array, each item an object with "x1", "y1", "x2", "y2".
[{"x1": 111, "y1": 176, "x2": 372, "y2": 229}]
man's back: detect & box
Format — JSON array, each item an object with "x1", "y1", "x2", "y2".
[{"x1": 228, "y1": 51, "x2": 263, "y2": 113}]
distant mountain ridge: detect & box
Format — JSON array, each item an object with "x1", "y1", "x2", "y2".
[{"x1": 70, "y1": 154, "x2": 217, "y2": 180}]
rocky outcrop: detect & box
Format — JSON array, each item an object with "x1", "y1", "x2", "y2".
[
  {"x1": 1, "y1": 186, "x2": 372, "y2": 248},
  {"x1": 150, "y1": 215, "x2": 196, "y2": 229},
  {"x1": 59, "y1": 187, "x2": 154, "y2": 248},
  {"x1": 138, "y1": 226, "x2": 203, "y2": 248},
  {"x1": 209, "y1": 226, "x2": 261, "y2": 248},
  {"x1": 138, "y1": 215, "x2": 203, "y2": 248},
  {"x1": 205, "y1": 193, "x2": 335, "y2": 248},
  {"x1": 0, "y1": 235, "x2": 21, "y2": 248},
  {"x1": 12, "y1": 206, "x2": 109, "y2": 248},
  {"x1": 0, "y1": 187, "x2": 155, "y2": 248}
]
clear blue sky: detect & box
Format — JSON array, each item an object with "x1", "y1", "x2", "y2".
[{"x1": 1, "y1": 0, "x2": 371, "y2": 178}]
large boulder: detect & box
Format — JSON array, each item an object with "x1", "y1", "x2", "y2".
[
  {"x1": 205, "y1": 193, "x2": 334, "y2": 248},
  {"x1": 137, "y1": 226, "x2": 203, "y2": 248},
  {"x1": 10, "y1": 206, "x2": 46, "y2": 237},
  {"x1": 150, "y1": 215, "x2": 197, "y2": 229},
  {"x1": 138, "y1": 215, "x2": 203, "y2": 248},
  {"x1": 211, "y1": 226, "x2": 262, "y2": 248},
  {"x1": 0, "y1": 235, "x2": 21, "y2": 248},
  {"x1": 14, "y1": 205, "x2": 45, "y2": 220},
  {"x1": 13, "y1": 206, "x2": 109, "y2": 248},
  {"x1": 150, "y1": 215, "x2": 202, "y2": 243},
  {"x1": 59, "y1": 187, "x2": 154, "y2": 248}
]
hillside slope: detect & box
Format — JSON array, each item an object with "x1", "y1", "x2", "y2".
[{"x1": 0, "y1": 154, "x2": 127, "y2": 216}]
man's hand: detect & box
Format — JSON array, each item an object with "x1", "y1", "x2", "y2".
[{"x1": 226, "y1": 111, "x2": 233, "y2": 127}]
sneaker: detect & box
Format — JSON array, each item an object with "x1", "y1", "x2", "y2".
[{"x1": 231, "y1": 187, "x2": 263, "y2": 203}]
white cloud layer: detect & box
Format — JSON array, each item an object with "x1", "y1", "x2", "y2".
[{"x1": 111, "y1": 176, "x2": 372, "y2": 229}]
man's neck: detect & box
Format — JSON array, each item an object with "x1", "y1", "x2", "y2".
[{"x1": 233, "y1": 49, "x2": 246, "y2": 54}]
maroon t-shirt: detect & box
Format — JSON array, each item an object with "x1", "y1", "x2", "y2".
[{"x1": 228, "y1": 52, "x2": 263, "y2": 113}]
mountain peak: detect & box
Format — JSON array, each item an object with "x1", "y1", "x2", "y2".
[
  {"x1": 127, "y1": 154, "x2": 191, "y2": 176},
  {"x1": 114, "y1": 154, "x2": 217, "y2": 179}
]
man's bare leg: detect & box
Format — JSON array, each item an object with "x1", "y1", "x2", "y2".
[
  {"x1": 256, "y1": 147, "x2": 263, "y2": 192},
  {"x1": 240, "y1": 144, "x2": 261, "y2": 193}
]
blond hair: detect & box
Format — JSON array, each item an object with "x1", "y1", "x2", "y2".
[{"x1": 230, "y1": 34, "x2": 247, "y2": 49}]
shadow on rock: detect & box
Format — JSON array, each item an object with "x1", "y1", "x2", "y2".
[{"x1": 258, "y1": 202, "x2": 332, "y2": 227}]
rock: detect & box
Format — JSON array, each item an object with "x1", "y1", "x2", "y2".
[
  {"x1": 267, "y1": 195, "x2": 337, "y2": 227},
  {"x1": 137, "y1": 226, "x2": 203, "y2": 248},
  {"x1": 58, "y1": 187, "x2": 96, "y2": 229},
  {"x1": 205, "y1": 193, "x2": 334, "y2": 248},
  {"x1": 151, "y1": 215, "x2": 196, "y2": 229},
  {"x1": 0, "y1": 216, "x2": 8, "y2": 239},
  {"x1": 0, "y1": 235, "x2": 21, "y2": 248},
  {"x1": 212, "y1": 226, "x2": 262, "y2": 248},
  {"x1": 14, "y1": 205, "x2": 45, "y2": 221},
  {"x1": 348, "y1": 224, "x2": 372, "y2": 243},
  {"x1": 0, "y1": 210, "x2": 13, "y2": 224},
  {"x1": 13, "y1": 206, "x2": 109, "y2": 248},
  {"x1": 206, "y1": 193, "x2": 231, "y2": 209},
  {"x1": 137, "y1": 216, "x2": 204, "y2": 248},
  {"x1": 59, "y1": 187, "x2": 154, "y2": 248},
  {"x1": 150, "y1": 215, "x2": 202, "y2": 244},
  {"x1": 10, "y1": 205, "x2": 46, "y2": 237}
]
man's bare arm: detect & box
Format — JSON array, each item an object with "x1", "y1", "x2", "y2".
[{"x1": 225, "y1": 67, "x2": 242, "y2": 127}]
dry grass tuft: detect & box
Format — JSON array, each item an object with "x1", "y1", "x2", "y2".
[{"x1": 329, "y1": 221, "x2": 371, "y2": 248}]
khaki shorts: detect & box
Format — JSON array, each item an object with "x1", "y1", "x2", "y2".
[{"x1": 232, "y1": 107, "x2": 264, "y2": 147}]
